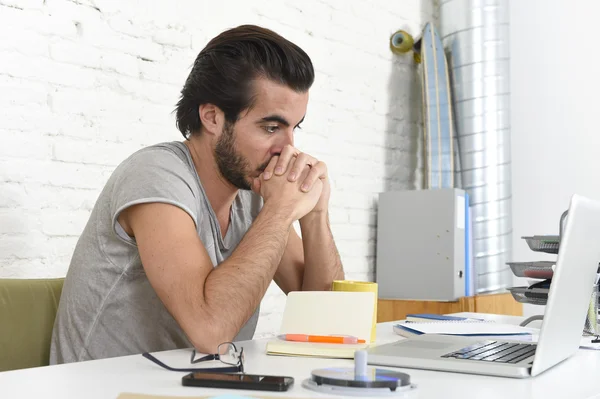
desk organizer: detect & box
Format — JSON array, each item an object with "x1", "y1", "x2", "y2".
[{"x1": 507, "y1": 210, "x2": 599, "y2": 334}]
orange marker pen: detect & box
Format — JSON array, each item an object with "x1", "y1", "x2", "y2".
[{"x1": 283, "y1": 334, "x2": 365, "y2": 344}]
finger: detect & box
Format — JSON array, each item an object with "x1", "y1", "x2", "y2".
[
  {"x1": 251, "y1": 177, "x2": 261, "y2": 194},
  {"x1": 274, "y1": 145, "x2": 299, "y2": 176},
  {"x1": 262, "y1": 156, "x2": 279, "y2": 180},
  {"x1": 300, "y1": 162, "x2": 326, "y2": 192},
  {"x1": 288, "y1": 153, "x2": 317, "y2": 182}
]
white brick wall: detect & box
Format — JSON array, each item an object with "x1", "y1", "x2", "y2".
[{"x1": 0, "y1": 0, "x2": 434, "y2": 338}]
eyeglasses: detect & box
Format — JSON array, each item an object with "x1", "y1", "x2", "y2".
[{"x1": 143, "y1": 342, "x2": 244, "y2": 373}]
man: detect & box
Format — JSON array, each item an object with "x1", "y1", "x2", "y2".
[{"x1": 49, "y1": 24, "x2": 344, "y2": 364}]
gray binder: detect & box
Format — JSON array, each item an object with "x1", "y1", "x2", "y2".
[{"x1": 376, "y1": 188, "x2": 466, "y2": 301}]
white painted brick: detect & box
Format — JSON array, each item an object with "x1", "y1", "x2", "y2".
[
  {"x1": 44, "y1": 0, "x2": 99, "y2": 16},
  {"x1": 314, "y1": 0, "x2": 347, "y2": 11},
  {"x1": 91, "y1": 0, "x2": 126, "y2": 14},
  {"x1": 290, "y1": 0, "x2": 333, "y2": 23},
  {"x1": 40, "y1": 210, "x2": 90, "y2": 236},
  {"x1": 336, "y1": 238, "x2": 376, "y2": 258},
  {"x1": 139, "y1": 58, "x2": 188, "y2": 86},
  {"x1": 45, "y1": 0, "x2": 165, "y2": 61},
  {"x1": 95, "y1": 119, "x2": 180, "y2": 145},
  {"x1": 46, "y1": 236, "x2": 80, "y2": 258},
  {"x1": 330, "y1": 224, "x2": 375, "y2": 241},
  {"x1": 0, "y1": 252, "x2": 72, "y2": 275},
  {"x1": 100, "y1": 52, "x2": 139, "y2": 77},
  {"x1": 333, "y1": 176, "x2": 387, "y2": 194},
  {"x1": 251, "y1": 2, "x2": 304, "y2": 26},
  {"x1": 329, "y1": 8, "x2": 373, "y2": 36},
  {"x1": 0, "y1": 131, "x2": 53, "y2": 159},
  {"x1": 348, "y1": 209, "x2": 377, "y2": 226},
  {"x1": 0, "y1": 232, "x2": 47, "y2": 259},
  {"x1": 0, "y1": 0, "x2": 43, "y2": 9},
  {"x1": 139, "y1": 103, "x2": 179, "y2": 126},
  {"x1": 152, "y1": 26, "x2": 191, "y2": 48},
  {"x1": 117, "y1": 76, "x2": 179, "y2": 105},
  {"x1": 0, "y1": 76, "x2": 48, "y2": 107},
  {"x1": 102, "y1": 35, "x2": 166, "y2": 63},
  {"x1": 0, "y1": 159, "x2": 112, "y2": 189},
  {"x1": 1, "y1": 51, "x2": 98, "y2": 88},
  {"x1": 50, "y1": 114, "x2": 97, "y2": 139},
  {"x1": 0, "y1": 183, "x2": 27, "y2": 209},
  {"x1": 107, "y1": 14, "x2": 147, "y2": 38},
  {"x1": 0, "y1": 210, "x2": 42, "y2": 234},
  {"x1": 329, "y1": 189, "x2": 376, "y2": 210},
  {"x1": 0, "y1": 5, "x2": 78, "y2": 38},
  {"x1": 49, "y1": 39, "x2": 102, "y2": 69},
  {"x1": 52, "y1": 137, "x2": 143, "y2": 166},
  {"x1": 47, "y1": 163, "x2": 113, "y2": 190},
  {"x1": 50, "y1": 87, "x2": 145, "y2": 121},
  {"x1": 0, "y1": 258, "x2": 44, "y2": 277},
  {"x1": 327, "y1": 208, "x2": 348, "y2": 224},
  {"x1": 0, "y1": 26, "x2": 48, "y2": 56},
  {"x1": 343, "y1": 272, "x2": 373, "y2": 282},
  {"x1": 340, "y1": 256, "x2": 375, "y2": 273}
]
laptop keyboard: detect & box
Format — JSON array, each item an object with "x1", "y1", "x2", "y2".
[{"x1": 442, "y1": 340, "x2": 537, "y2": 364}]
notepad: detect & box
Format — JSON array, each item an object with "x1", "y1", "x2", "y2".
[
  {"x1": 265, "y1": 291, "x2": 375, "y2": 359},
  {"x1": 393, "y1": 321, "x2": 536, "y2": 338},
  {"x1": 266, "y1": 339, "x2": 368, "y2": 359}
]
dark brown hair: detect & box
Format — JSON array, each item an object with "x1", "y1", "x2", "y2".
[{"x1": 175, "y1": 25, "x2": 315, "y2": 138}]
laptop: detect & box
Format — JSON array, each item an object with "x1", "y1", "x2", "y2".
[{"x1": 367, "y1": 194, "x2": 600, "y2": 378}]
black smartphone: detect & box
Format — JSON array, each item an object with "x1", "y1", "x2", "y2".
[{"x1": 181, "y1": 372, "x2": 294, "y2": 392}]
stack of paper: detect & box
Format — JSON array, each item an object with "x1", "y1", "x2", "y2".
[
  {"x1": 405, "y1": 313, "x2": 486, "y2": 323},
  {"x1": 394, "y1": 321, "x2": 537, "y2": 340}
]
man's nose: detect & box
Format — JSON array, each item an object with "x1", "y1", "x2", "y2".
[{"x1": 270, "y1": 130, "x2": 294, "y2": 155}]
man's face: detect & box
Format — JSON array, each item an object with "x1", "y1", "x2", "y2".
[{"x1": 214, "y1": 78, "x2": 309, "y2": 190}]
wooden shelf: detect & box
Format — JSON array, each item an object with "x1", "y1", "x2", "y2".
[{"x1": 377, "y1": 292, "x2": 522, "y2": 322}]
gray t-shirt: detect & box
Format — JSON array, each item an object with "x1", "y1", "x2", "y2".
[{"x1": 49, "y1": 141, "x2": 263, "y2": 364}]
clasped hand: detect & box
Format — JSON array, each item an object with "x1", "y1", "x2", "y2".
[{"x1": 251, "y1": 145, "x2": 330, "y2": 221}]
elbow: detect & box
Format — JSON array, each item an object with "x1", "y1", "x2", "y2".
[
  {"x1": 190, "y1": 336, "x2": 222, "y2": 355},
  {"x1": 186, "y1": 313, "x2": 236, "y2": 355}
]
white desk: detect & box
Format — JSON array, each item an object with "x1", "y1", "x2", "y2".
[{"x1": 2, "y1": 312, "x2": 600, "y2": 399}]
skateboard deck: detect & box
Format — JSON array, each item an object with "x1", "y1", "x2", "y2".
[{"x1": 390, "y1": 23, "x2": 455, "y2": 189}]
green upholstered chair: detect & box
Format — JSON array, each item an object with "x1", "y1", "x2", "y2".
[{"x1": 0, "y1": 278, "x2": 64, "y2": 372}]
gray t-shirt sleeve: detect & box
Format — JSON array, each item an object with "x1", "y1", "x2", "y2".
[{"x1": 109, "y1": 148, "x2": 198, "y2": 245}]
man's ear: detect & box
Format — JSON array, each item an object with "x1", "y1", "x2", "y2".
[{"x1": 198, "y1": 103, "x2": 224, "y2": 136}]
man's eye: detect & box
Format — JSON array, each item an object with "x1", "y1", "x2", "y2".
[{"x1": 264, "y1": 125, "x2": 279, "y2": 133}]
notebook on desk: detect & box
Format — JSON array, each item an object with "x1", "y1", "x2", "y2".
[
  {"x1": 265, "y1": 291, "x2": 375, "y2": 359},
  {"x1": 405, "y1": 313, "x2": 486, "y2": 322},
  {"x1": 393, "y1": 321, "x2": 536, "y2": 339}
]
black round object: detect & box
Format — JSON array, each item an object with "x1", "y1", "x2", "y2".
[{"x1": 310, "y1": 367, "x2": 411, "y2": 391}]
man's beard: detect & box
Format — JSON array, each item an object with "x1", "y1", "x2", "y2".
[{"x1": 214, "y1": 122, "x2": 269, "y2": 190}]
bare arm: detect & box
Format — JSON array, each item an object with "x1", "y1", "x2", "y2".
[
  {"x1": 273, "y1": 212, "x2": 344, "y2": 294},
  {"x1": 265, "y1": 147, "x2": 344, "y2": 293},
  {"x1": 121, "y1": 202, "x2": 292, "y2": 354},
  {"x1": 299, "y1": 211, "x2": 345, "y2": 290}
]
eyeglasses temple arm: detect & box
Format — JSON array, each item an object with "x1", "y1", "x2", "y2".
[{"x1": 142, "y1": 353, "x2": 242, "y2": 373}]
